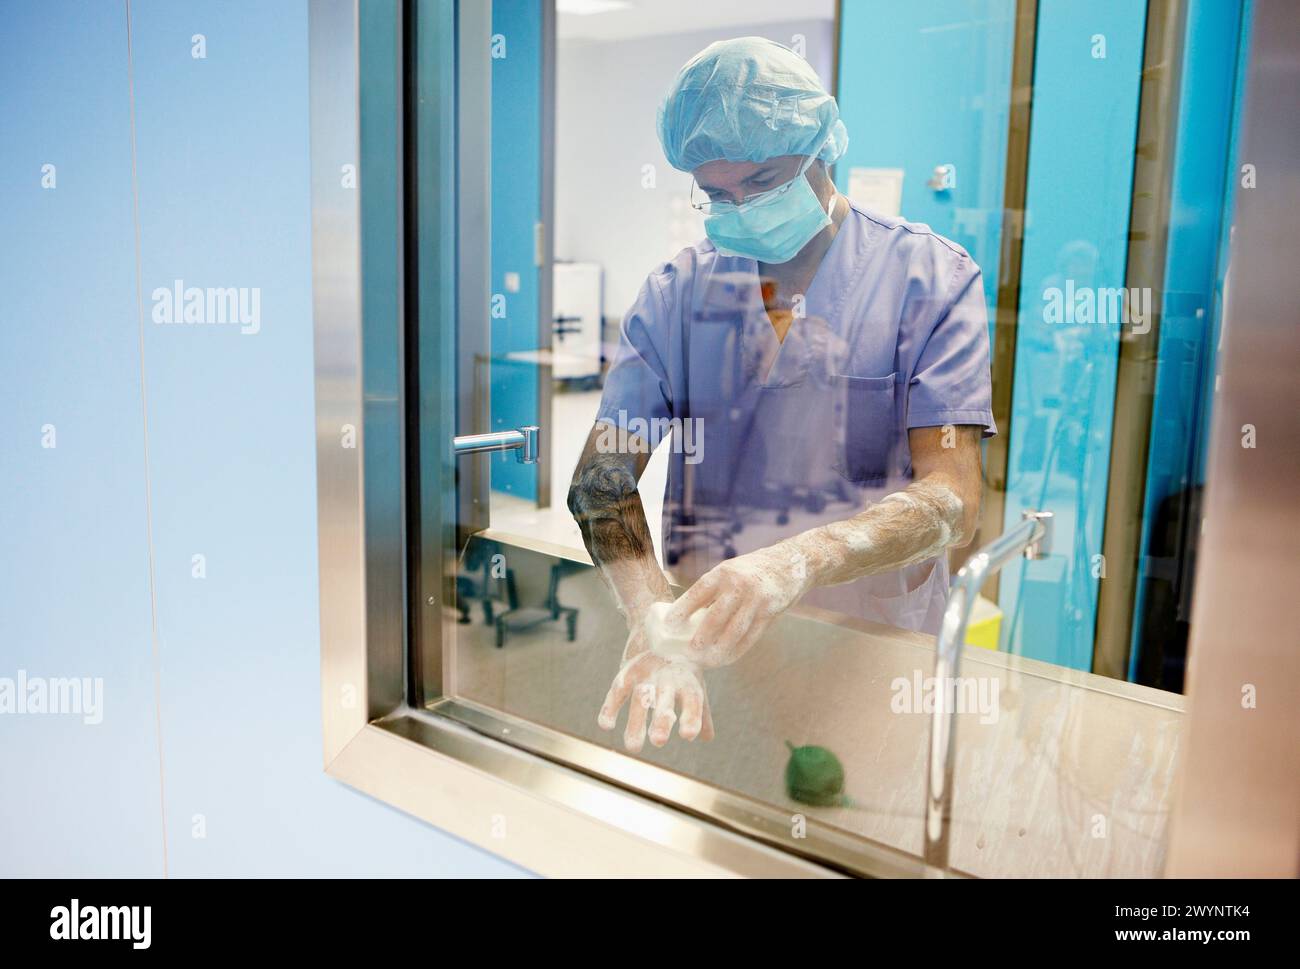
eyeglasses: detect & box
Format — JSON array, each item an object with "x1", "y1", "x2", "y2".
[{"x1": 689, "y1": 163, "x2": 807, "y2": 214}]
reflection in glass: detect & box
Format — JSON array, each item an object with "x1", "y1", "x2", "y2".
[{"x1": 431, "y1": 0, "x2": 1252, "y2": 877}]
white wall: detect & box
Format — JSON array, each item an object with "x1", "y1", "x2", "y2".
[{"x1": 554, "y1": 18, "x2": 836, "y2": 323}]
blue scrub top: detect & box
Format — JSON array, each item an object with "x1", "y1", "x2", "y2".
[{"x1": 595, "y1": 201, "x2": 996, "y2": 634}]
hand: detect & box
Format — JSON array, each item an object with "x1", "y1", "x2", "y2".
[
  {"x1": 665, "y1": 542, "x2": 812, "y2": 669},
  {"x1": 598, "y1": 617, "x2": 714, "y2": 751}
]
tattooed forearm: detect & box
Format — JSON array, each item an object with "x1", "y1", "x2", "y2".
[
  {"x1": 568, "y1": 454, "x2": 655, "y2": 564},
  {"x1": 568, "y1": 427, "x2": 673, "y2": 622}
]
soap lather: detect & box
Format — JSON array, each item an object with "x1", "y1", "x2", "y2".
[
  {"x1": 647, "y1": 604, "x2": 850, "y2": 810},
  {"x1": 644, "y1": 600, "x2": 706, "y2": 660}
]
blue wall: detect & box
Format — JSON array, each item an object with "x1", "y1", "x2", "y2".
[
  {"x1": 489, "y1": 0, "x2": 543, "y2": 501},
  {"x1": 0, "y1": 0, "x2": 161, "y2": 875},
  {"x1": 997, "y1": 0, "x2": 1147, "y2": 669},
  {"x1": 0, "y1": 0, "x2": 523, "y2": 877},
  {"x1": 836, "y1": 0, "x2": 1017, "y2": 339},
  {"x1": 1128, "y1": 0, "x2": 1249, "y2": 677},
  {"x1": 837, "y1": 0, "x2": 1151, "y2": 671}
]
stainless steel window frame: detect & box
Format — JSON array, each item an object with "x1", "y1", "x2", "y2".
[
  {"x1": 308, "y1": 0, "x2": 1299, "y2": 880},
  {"x1": 308, "y1": 0, "x2": 925, "y2": 879}
]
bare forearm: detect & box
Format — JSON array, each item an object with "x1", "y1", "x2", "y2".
[{"x1": 585, "y1": 511, "x2": 672, "y2": 622}]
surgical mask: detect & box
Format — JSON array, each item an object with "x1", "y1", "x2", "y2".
[{"x1": 700, "y1": 155, "x2": 835, "y2": 264}]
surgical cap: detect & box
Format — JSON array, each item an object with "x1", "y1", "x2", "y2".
[{"x1": 657, "y1": 36, "x2": 849, "y2": 172}]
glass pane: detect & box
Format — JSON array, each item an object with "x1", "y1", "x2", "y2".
[{"x1": 428, "y1": 0, "x2": 1251, "y2": 876}]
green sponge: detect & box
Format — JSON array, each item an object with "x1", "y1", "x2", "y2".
[{"x1": 784, "y1": 741, "x2": 846, "y2": 807}]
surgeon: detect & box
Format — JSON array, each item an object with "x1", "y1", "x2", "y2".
[{"x1": 567, "y1": 37, "x2": 995, "y2": 752}]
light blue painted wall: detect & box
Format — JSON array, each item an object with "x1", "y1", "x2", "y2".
[
  {"x1": 0, "y1": 0, "x2": 526, "y2": 877},
  {"x1": 997, "y1": 0, "x2": 1148, "y2": 669},
  {"x1": 836, "y1": 0, "x2": 1144, "y2": 670},
  {"x1": 489, "y1": 0, "x2": 542, "y2": 501},
  {"x1": 836, "y1": 0, "x2": 1017, "y2": 340},
  {"x1": 0, "y1": 0, "x2": 163, "y2": 877}
]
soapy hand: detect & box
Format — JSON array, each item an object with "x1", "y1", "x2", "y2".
[
  {"x1": 598, "y1": 610, "x2": 714, "y2": 751},
  {"x1": 661, "y1": 480, "x2": 972, "y2": 667},
  {"x1": 664, "y1": 542, "x2": 814, "y2": 669}
]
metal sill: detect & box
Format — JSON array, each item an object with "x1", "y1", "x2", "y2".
[{"x1": 392, "y1": 697, "x2": 951, "y2": 879}]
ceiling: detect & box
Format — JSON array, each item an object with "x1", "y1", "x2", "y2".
[{"x1": 556, "y1": 0, "x2": 836, "y2": 42}]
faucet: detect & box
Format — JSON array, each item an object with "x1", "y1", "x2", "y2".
[{"x1": 923, "y1": 509, "x2": 1054, "y2": 872}]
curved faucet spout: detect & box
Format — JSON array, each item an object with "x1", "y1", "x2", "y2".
[{"x1": 923, "y1": 509, "x2": 1053, "y2": 871}]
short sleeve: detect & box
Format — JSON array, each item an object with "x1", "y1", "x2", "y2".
[
  {"x1": 906, "y1": 253, "x2": 996, "y2": 437},
  {"x1": 595, "y1": 270, "x2": 675, "y2": 445}
]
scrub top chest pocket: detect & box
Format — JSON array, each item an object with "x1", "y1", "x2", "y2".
[{"x1": 831, "y1": 371, "x2": 901, "y2": 485}]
